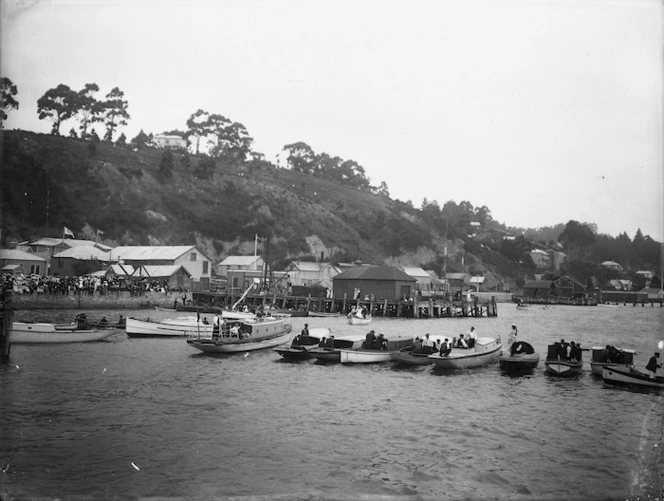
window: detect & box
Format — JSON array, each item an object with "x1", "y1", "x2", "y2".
[
  {"x1": 190, "y1": 252, "x2": 197, "y2": 261},
  {"x1": 30, "y1": 265, "x2": 40, "y2": 274},
  {"x1": 202, "y1": 261, "x2": 208, "y2": 273}
]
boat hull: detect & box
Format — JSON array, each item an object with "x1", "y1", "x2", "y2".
[
  {"x1": 273, "y1": 328, "x2": 331, "y2": 360},
  {"x1": 544, "y1": 360, "x2": 583, "y2": 377},
  {"x1": 590, "y1": 362, "x2": 633, "y2": 376},
  {"x1": 347, "y1": 315, "x2": 372, "y2": 325},
  {"x1": 126, "y1": 317, "x2": 214, "y2": 337},
  {"x1": 187, "y1": 331, "x2": 291, "y2": 353},
  {"x1": 499, "y1": 352, "x2": 540, "y2": 371},
  {"x1": 429, "y1": 337, "x2": 502, "y2": 369},
  {"x1": 390, "y1": 349, "x2": 434, "y2": 366},
  {"x1": 11, "y1": 323, "x2": 116, "y2": 344},
  {"x1": 602, "y1": 367, "x2": 664, "y2": 389},
  {"x1": 339, "y1": 335, "x2": 413, "y2": 364}
]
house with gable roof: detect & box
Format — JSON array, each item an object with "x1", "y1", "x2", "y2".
[
  {"x1": 217, "y1": 255, "x2": 264, "y2": 277},
  {"x1": 50, "y1": 246, "x2": 109, "y2": 276},
  {"x1": 284, "y1": 260, "x2": 341, "y2": 289},
  {"x1": 332, "y1": 266, "x2": 416, "y2": 301},
  {"x1": 402, "y1": 266, "x2": 435, "y2": 292},
  {"x1": 0, "y1": 249, "x2": 48, "y2": 276},
  {"x1": 109, "y1": 246, "x2": 212, "y2": 290}
]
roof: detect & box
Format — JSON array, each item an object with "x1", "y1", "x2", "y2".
[
  {"x1": 218, "y1": 255, "x2": 263, "y2": 266},
  {"x1": 523, "y1": 280, "x2": 554, "y2": 288},
  {"x1": 333, "y1": 266, "x2": 416, "y2": 282},
  {"x1": 445, "y1": 273, "x2": 466, "y2": 280},
  {"x1": 29, "y1": 238, "x2": 112, "y2": 251},
  {"x1": 108, "y1": 264, "x2": 135, "y2": 276},
  {"x1": 402, "y1": 266, "x2": 431, "y2": 278},
  {"x1": 470, "y1": 276, "x2": 485, "y2": 284},
  {"x1": 53, "y1": 246, "x2": 109, "y2": 260},
  {"x1": 132, "y1": 265, "x2": 192, "y2": 278},
  {"x1": 554, "y1": 275, "x2": 585, "y2": 288},
  {"x1": 2, "y1": 264, "x2": 24, "y2": 271},
  {"x1": 530, "y1": 249, "x2": 548, "y2": 255},
  {"x1": 110, "y1": 246, "x2": 207, "y2": 262},
  {"x1": 0, "y1": 249, "x2": 48, "y2": 262},
  {"x1": 601, "y1": 260, "x2": 622, "y2": 267}
]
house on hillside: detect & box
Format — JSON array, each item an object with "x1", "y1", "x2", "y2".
[
  {"x1": 444, "y1": 272, "x2": 470, "y2": 295},
  {"x1": 109, "y1": 246, "x2": 212, "y2": 291},
  {"x1": 283, "y1": 261, "x2": 341, "y2": 289},
  {"x1": 0, "y1": 249, "x2": 48, "y2": 276},
  {"x1": 530, "y1": 249, "x2": 550, "y2": 269},
  {"x1": 153, "y1": 134, "x2": 187, "y2": 150},
  {"x1": 332, "y1": 266, "x2": 416, "y2": 301},
  {"x1": 601, "y1": 260, "x2": 623, "y2": 272},
  {"x1": 523, "y1": 280, "x2": 556, "y2": 300},
  {"x1": 217, "y1": 255, "x2": 264, "y2": 277},
  {"x1": 132, "y1": 265, "x2": 193, "y2": 290},
  {"x1": 50, "y1": 246, "x2": 109, "y2": 276}
]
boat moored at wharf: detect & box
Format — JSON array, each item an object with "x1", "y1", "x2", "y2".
[{"x1": 11, "y1": 322, "x2": 117, "y2": 344}]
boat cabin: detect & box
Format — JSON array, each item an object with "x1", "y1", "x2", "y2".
[{"x1": 590, "y1": 346, "x2": 635, "y2": 365}]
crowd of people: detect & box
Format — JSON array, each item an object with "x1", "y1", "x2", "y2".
[{"x1": 1, "y1": 273, "x2": 184, "y2": 296}]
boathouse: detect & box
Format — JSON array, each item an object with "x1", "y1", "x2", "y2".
[
  {"x1": 332, "y1": 266, "x2": 416, "y2": 301},
  {"x1": 522, "y1": 280, "x2": 555, "y2": 300},
  {"x1": 553, "y1": 275, "x2": 586, "y2": 299},
  {"x1": 0, "y1": 249, "x2": 48, "y2": 276},
  {"x1": 283, "y1": 261, "x2": 341, "y2": 289}
]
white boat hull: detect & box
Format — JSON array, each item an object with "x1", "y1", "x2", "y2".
[
  {"x1": 340, "y1": 349, "x2": 392, "y2": 364},
  {"x1": 544, "y1": 360, "x2": 583, "y2": 376},
  {"x1": 347, "y1": 315, "x2": 372, "y2": 325},
  {"x1": 602, "y1": 367, "x2": 664, "y2": 388},
  {"x1": 12, "y1": 322, "x2": 116, "y2": 344},
  {"x1": 429, "y1": 337, "x2": 502, "y2": 369},
  {"x1": 126, "y1": 317, "x2": 214, "y2": 337}
]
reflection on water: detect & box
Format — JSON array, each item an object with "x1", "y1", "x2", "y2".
[{"x1": 1, "y1": 305, "x2": 663, "y2": 500}]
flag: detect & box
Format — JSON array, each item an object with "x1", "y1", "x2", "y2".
[
  {"x1": 63, "y1": 226, "x2": 75, "y2": 239},
  {"x1": 97, "y1": 229, "x2": 104, "y2": 236}
]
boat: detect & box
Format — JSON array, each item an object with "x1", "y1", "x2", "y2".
[
  {"x1": 589, "y1": 345, "x2": 637, "y2": 376},
  {"x1": 308, "y1": 334, "x2": 367, "y2": 363},
  {"x1": 602, "y1": 366, "x2": 664, "y2": 389},
  {"x1": 186, "y1": 315, "x2": 293, "y2": 353},
  {"x1": 428, "y1": 337, "x2": 502, "y2": 369},
  {"x1": 273, "y1": 327, "x2": 331, "y2": 360},
  {"x1": 307, "y1": 311, "x2": 341, "y2": 318},
  {"x1": 339, "y1": 334, "x2": 414, "y2": 364},
  {"x1": 11, "y1": 322, "x2": 117, "y2": 344},
  {"x1": 347, "y1": 312, "x2": 372, "y2": 325},
  {"x1": 498, "y1": 341, "x2": 540, "y2": 372},
  {"x1": 126, "y1": 317, "x2": 215, "y2": 338},
  {"x1": 544, "y1": 341, "x2": 583, "y2": 376},
  {"x1": 389, "y1": 334, "x2": 448, "y2": 366},
  {"x1": 516, "y1": 303, "x2": 530, "y2": 310}
]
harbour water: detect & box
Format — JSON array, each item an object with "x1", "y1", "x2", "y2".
[{"x1": 1, "y1": 305, "x2": 663, "y2": 500}]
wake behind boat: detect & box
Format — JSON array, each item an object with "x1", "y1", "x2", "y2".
[
  {"x1": 11, "y1": 322, "x2": 117, "y2": 344},
  {"x1": 186, "y1": 315, "x2": 292, "y2": 353}
]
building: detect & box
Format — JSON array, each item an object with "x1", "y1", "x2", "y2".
[
  {"x1": 530, "y1": 249, "x2": 550, "y2": 269},
  {"x1": 132, "y1": 265, "x2": 193, "y2": 290},
  {"x1": 469, "y1": 276, "x2": 485, "y2": 292},
  {"x1": 226, "y1": 269, "x2": 289, "y2": 294},
  {"x1": 553, "y1": 275, "x2": 586, "y2": 299},
  {"x1": 22, "y1": 238, "x2": 112, "y2": 274},
  {"x1": 153, "y1": 134, "x2": 187, "y2": 150},
  {"x1": 284, "y1": 261, "x2": 341, "y2": 289},
  {"x1": 522, "y1": 280, "x2": 555, "y2": 300},
  {"x1": 401, "y1": 266, "x2": 436, "y2": 292},
  {"x1": 332, "y1": 266, "x2": 417, "y2": 301},
  {"x1": 601, "y1": 260, "x2": 623, "y2": 272},
  {"x1": 0, "y1": 249, "x2": 48, "y2": 276},
  {"x1": 109, "y1": 246, "x2": 212, "y2": 291},
  {"x1": 217, "y1": 255, "x2": 264, "y2": 277},
  {"x1": 444, "y1": 272, "x2": 470, "y2": 294},
  {"x1": 50, "y1": 246, "x2": 109, "y2": 276}
]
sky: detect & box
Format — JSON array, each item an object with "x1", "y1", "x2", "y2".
[{"x1": 2, "y1": 0, "x2": 663, "y2": 241}]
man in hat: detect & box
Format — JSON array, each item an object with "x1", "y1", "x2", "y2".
[
  {"x1": 422, "y1": 333, "x2": 434, "y2": 353},
  {"x1": 364, "y1": 330, "x2": 376, "y2": 349},
  {"x1": 646, "y1": 352, "x2": 662, "y2": 379}
]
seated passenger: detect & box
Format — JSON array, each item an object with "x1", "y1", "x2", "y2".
[
  {"x1": 412, "y1": 337, "x2": 423, "y2": 353},
  {"x1": 457, "y1": 334, "x2": 468, "y2": 349},
  {"x1": 376, "y1": 333, "x2": 387, "y2": 350},
  {"x1": 325, "y1": 335, "x2": 335, "y2": 347},
  {"x1": 291, "y1": 334, "x2": 302, "y2": 347},
  {"x1": 319, "y1": 336, "x2": 327, "y2": 347},
  {"x1": 364, "y1": 330, "x2": 377, "y2": 349},
  {"x1": 439, "y1": 338, "x2": 452, "y2": 357}
]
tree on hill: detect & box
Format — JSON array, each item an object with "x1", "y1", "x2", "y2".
[
  {"x1": 102, "y1": 87, "x2": 129, "y2": 142},
  {"x1": 0, "y1": 77, "x2": 19, "y2": 127},
  {"x1": 207, "y1": 114, "x2": 253, "y2": 161},
  {"x1": 158, "y1": 150, "x2": 174, "y2": 178},
  {"x1": 75, "y1": 83, "x2": 103, "y2": 139},
  {"x1": 186, "y1": 109, "x2": 212, "y2": 154},
  {"x1": 130, "y1": 129, "x2": 151, "y2": 149},
  {"x1": 37, "y1": 84, "x2": 78, "y2": 135},
  {"x1": 558, "y1": 220, "x2": 595, "y2": 258}
]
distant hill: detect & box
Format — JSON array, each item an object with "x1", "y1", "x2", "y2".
[{"x1": 1, "y1": 130, "x2": 660, "y2": 290}]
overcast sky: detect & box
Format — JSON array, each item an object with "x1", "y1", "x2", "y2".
[{"x1": 2, "y1": 0, "x2": 663, "y2": 241}]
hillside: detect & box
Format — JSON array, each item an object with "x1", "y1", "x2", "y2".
[{"x1": 1, "y1": 130, "x2": 660, "y2": 291}]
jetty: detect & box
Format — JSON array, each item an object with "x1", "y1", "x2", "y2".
[{"x1": 190, "y1": 291, "x2": 498, "y2": 318}]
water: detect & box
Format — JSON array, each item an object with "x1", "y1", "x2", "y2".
[{"x1": 1, "y1": 305, "x2": 663, "y2": 500}]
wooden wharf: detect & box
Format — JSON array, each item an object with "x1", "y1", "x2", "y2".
[{"x1": 191, "y1": 291, "x2": 498, "y2": 319}]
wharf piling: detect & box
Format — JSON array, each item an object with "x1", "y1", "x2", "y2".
[{"x1": 1, "y1": 290, "x2": 14, "y2": 359}]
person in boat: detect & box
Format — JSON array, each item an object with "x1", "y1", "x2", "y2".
[
  {"x1": 569, "y1": 341, "x2": 580, "y2": 361},
  {"x1": 412, "y1": 337, "x2": 423, "y2": 353},
  {"x1": 230, "y1": 323, "x2": 240, "y2": 338},
  {"x1": 212, "y1": 314, "x2": 222, "y2": 339},
  {"x1": 291, "y1": 333, "x2": 302, "y2": 347},
  {"x1": 557, "y1": 339, "x2": 569, "y2": 360},
  {"x1": 364, "y1": 330, "x2": 377, "y2": 349},
  {"x1": 456, "y1": 334, "x2": 468, "y2": 349},
  {"x1": 467, "y1": 327, "x2": 477, "y2": 348},
  {"x1": 601, "y1": 345, "x2": 611, "y2": 362},
  {"x1": 318, "y1": 336, "x2": 327, "y2": 347},
  {"x1": 646, "y1": 352, "x2": 662, "y2": 379},
  {"x1": 376, "y1": 333, "x2": 387, "y2": 350},
  {"x1": 99, "y1": 316, "x2": 108, "y2": 327},
  {"x1": 508, "y1": 325, "x2": 518, "y2": 349},
  {"x1": 301, "y1": 323, "x2": 309, "y2": 337},
  {"x1": 422, "y1": 333, "x2": 434, "y2": 354},
  {"x1": 118, "y1": 315, "x2": 125, "y2": 326},
  {"x1": 75, "y1": 313, "x2": 89, "y2": 330},
  {"x1": 439, "y1": 338, "x2": 452, "y2": 357},
  {"x1": 325, "y1": 335, "x2": 335, "y2": 347}
]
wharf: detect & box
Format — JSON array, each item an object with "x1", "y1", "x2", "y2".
[{"x1": 190, "y1": 292, "x2": 498, "y2": 318}]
